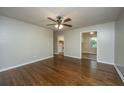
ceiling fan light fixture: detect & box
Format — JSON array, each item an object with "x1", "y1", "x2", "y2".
[
  {"x1": 59, "y1": 25, "x2": 63, "y2": 29},
  {"x1": 55, "y1": 24, "x2": 58, "y2": 28},
  {"x1": 47, "y1": 16, "x2": 72, "y2": 30},
  {"x1": 54, "y1": 24, "x2": 63, "y2": 29}
]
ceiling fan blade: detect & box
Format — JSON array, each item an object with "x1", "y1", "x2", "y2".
[
  {"x1": 46, "y1": 24, "x2": 56, "y2": 26},
  {"x1": 48, "y1": 17, "x2": 57, "y2": 22},
  {"x1": 63, "y1": 24, "x2": 72, "y2": 27},
  {"x1": 64, "y1": 18, "x2": 71, "y2": 23}
]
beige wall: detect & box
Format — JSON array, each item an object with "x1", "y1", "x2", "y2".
[
  {"x1": 0, "y1": 16, "x2": 53, "y2": 71},
  {"x1": 64, "y1": 22, "x2": 115, "y2": 64},
  {"x1": 53, "y1": 31, "x2": 58, "y2": 54},
  {"x1": 115, "y1": 11, "x2": 124, "y2": 79},
  {"x1": 82, "y1": 32, "x2": 97, "y2": 54}
]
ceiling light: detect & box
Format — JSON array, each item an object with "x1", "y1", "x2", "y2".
[
  {"x1": 90, "y1": 32, "x2": 94, "y2": 35},
  {"x1": 54, "y1": 24, "x2": 63, "y2": 29},
  {"x1": 59, "y1": 25, "x2": 63, "y2": 29},
  {"x1": 55, "y1": 24, "x2": 58, "y2": 28}
]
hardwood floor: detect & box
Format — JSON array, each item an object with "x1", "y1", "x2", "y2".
[
  {"x1": 82, "y1": 53, "x2": 96, "y2": 60},
  {"x1": 0, "y1": 54, "x2": 123, "y2": 86}
]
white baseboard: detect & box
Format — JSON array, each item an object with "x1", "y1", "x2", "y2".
[
  {"x1": 0, "y1": 56, "x2": 53, "y2": 73},
  {"x1": 114, "y1": 65, "x2": 124, "y2": 83},
  {"x1": 97, "y1": 61, "x2": 124, "y2": 83},
  {"x1": 97, "y1": 60, "x2": 114, "y2": 65},
  {"x1": 64, "y1": 55, "x2": 81, "y2": 59}
]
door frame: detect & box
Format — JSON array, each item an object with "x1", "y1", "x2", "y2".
[{"x1": 80, "y1": 31, "x2": 98, "y2": 61}]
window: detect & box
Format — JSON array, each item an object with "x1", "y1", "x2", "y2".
[{"x1": 90, "y1": 37, "x2": 97, "y2": 48}]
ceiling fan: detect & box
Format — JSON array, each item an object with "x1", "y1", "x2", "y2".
[{"x1": 46, "y1": 16, "x2": 72, "y2": 30}]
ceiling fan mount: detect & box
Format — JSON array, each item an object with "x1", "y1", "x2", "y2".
[
  {"x1": 47, "y1": 16, "x2": 72, "y2": 30},
  {"x1": 57, "y1": 16, "x2": 62, "y2": 20}
]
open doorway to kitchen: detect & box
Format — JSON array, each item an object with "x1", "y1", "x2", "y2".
[{"x1": 81, "y1": 32, "x2": 97, "y2": 60}]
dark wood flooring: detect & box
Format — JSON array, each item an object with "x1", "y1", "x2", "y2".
[
  {"x1": 0, "y1": 55, "x2": 123, "y2": 86},
  {"x1": 82, "y1": 53, "x2": 96, "y2": 60}
]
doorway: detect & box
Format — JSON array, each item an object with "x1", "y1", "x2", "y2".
[
  {"x1": 81, "y1": 32, "x2": 97, "y2": 60},
  {"x1": 58, "y1": 40, "x2": 64, "y2": 55},
  {"x1": 57, "y1": 32, "x2": 64, "y2": 56},
  {"x1": 54, "y1": 31, "x2": 64, "y2": 56}
]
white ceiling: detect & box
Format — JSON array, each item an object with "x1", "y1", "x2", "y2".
[{"x1": 0, "y1": 7, "x2": 123, "y2": 31}]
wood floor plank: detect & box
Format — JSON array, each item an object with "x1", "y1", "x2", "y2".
[{"x1": 0, "y1": 55, "x2": 123, "y2": 86}]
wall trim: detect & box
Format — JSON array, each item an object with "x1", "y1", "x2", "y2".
[
  {"x1": 97, "y1": 61, "x2": 124, "y2": 83},
  {"x1": 97, "y1": 60, "x2": 114, "y2": 65},
  {"x1": 114, "y1": 65, "x2": 124, "y2": 83},
  {"x1": 0, "y1": 56, "x2": 53, "y2": 73},
  {"x1": 64, "y1": 55, "x2": 81, "y2": 59}
]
